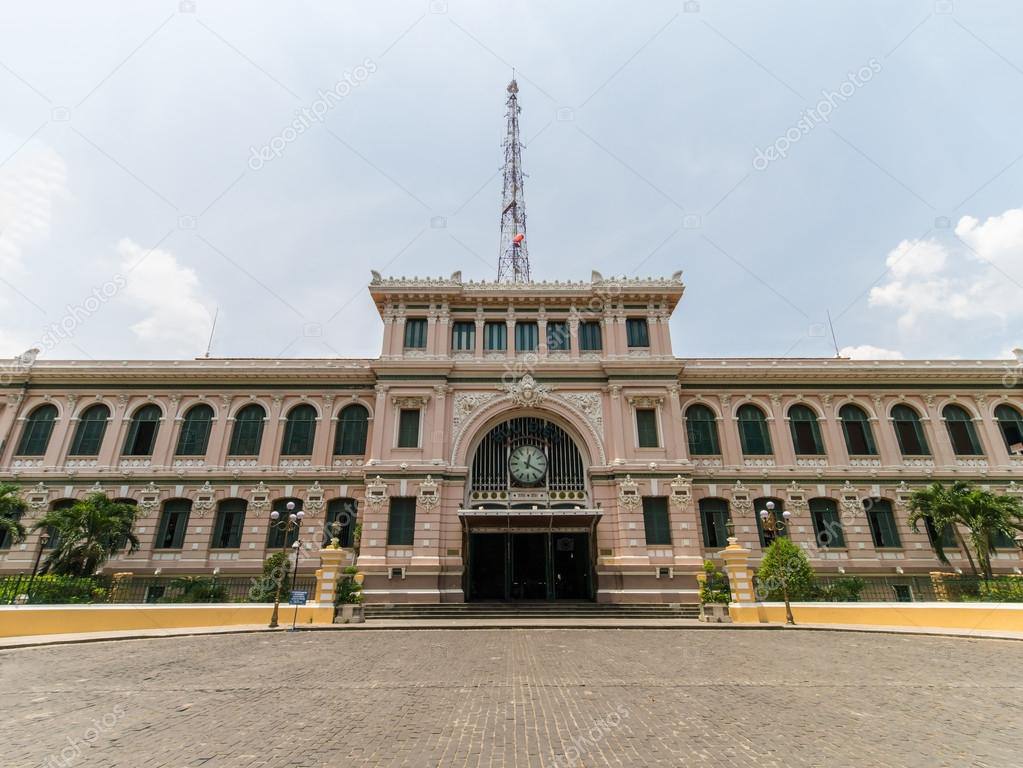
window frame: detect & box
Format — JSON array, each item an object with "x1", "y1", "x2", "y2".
[
  {"x1": 403, "y1": 318, "x2": 428, "y2": 349},
  {"x1": 15, "y1": 404, "x2": 58, "y2": 457},
  {"x1": 546, "y1": 320, "x2": 569, "y2": 352},
  {"x1": 685, "y1": 404, "x2": 721, "y2": 456},
  {"x1": 334, "y1": 404, "x2": 369, "y2": 456},
  {"x1": 281, "y1": 404, "x2": 317, "y2": 456},
  {"x1": 483, "y1": 321, "x2": 507, "y2": 351},
  {"x1": 635, "y1": 407, "x2": 660, "y2": 449},
  {"x1": 809, "y1": 498, "x2": 845, "y2": 548},
  {"x1": 737, "y1": 404, "x2": 773, "y2": 456},
  {"x1": 699, "y1": 498, "x2": 731, "y2": 549},
  {"x1": 943, "y1": 405, "x2": 984, "y2": 456},
  {"x1": 69, "y1": 404, "x2": 111, "y2": 456},
  {"x1": 211, "y1": 499, "x2": 247, "y2": 549},
  {"x1": 892, "y1": 405, "x2": 930, "y2": 456},
  {"x1": 396, "y1": 408, "x2": 421, "y2": 449},
  {"x1": 324, "y1": 498, "x2": 358, "y2": 548},
  {"x1": 175, "y1": 404, "x2": 214, "y2": 457},
  {"x1": 578, "y1": 321, "x2": 602, "y2": 352},
  {"x1": 228, "y1": 404, "x2": 266, "y2": 456},
  {"x1": 788, "y1": 405, "x2": 825, "y2": 456},
  {"x1": 866, "y1": 499, "x2": 902, "y2": 549},
  {"x1": 625, "y1": 318, "x2": 650, "y2": 348},
  {"x1": 122, "y1": 404, "x2": 162, "y2": 457},
  {"x1": 451, "y1": 321, "x2": 476, "y2": 352},
  {"x1": 839, "y1": 404, "x2": 877, "y2": 456},
  {"x1": 386, "y1": 497, "x2": 416, "y2": 546},
  {"x1": 641, "y1": 497, "x2": 672, "y2": 545},
  {"x1": 155, "y1": 499, "x2": 191, "y2": 550},
  {"x1": 514, "y1": 321, "x2": 539, "y2": 352},
  {"x1": 994, "y1": 404, "x2": 1023, "y2": 454}
]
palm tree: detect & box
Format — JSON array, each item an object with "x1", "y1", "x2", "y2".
[
  {"x1": 0, "y1": 483, "x2": 27, "y2": 548},
  {"x1": 33, "y1": 493, "x2": 139, "y2": 577},
  {"x1": 908, "y1": 481, "x2": 1023, "y2": 579}
]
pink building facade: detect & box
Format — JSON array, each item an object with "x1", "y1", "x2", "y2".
[{"x1": 1, "y1": 271, "x2": 1021, "y2": 603}]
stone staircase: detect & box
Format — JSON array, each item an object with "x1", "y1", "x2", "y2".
[{"x1": 363, "y1": 602, "x2": 700, "y2": 620}]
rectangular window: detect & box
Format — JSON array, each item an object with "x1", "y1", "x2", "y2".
[
  {"x1": 156, "y1": 502, "x2": 191, "y2": 549},
  {"x1": 642, "y1": 497, "x2": 671, "y2": 545},
  {"x1": 515, "y1": 322, "x2": 539, "y2": 352},
  {"x1": 636, "y1": 408, "x2": 659, "y2": 448},
  {"x1": 700, "y1": 499, "x2": 730, "y2": 548},
  {"x1": 387, "y1": 497, "x2": 416, "y2": 546},
  {"x1": 212, "y1": 502, "x2": 246, "y2": 549},
  {"x1": 810, "y1": 500, "x2": 845, "y2": 548},
  {"x1": 867, "y1": 502, "x2": 901, "y2": 548},
  {"x1": 403, "y1": 318, "x2": 427, "y2": 349},
  {"x1": 626, "y1": 318, "x2": 649, "y2": 347},
  {"x1": 451, "y1": 321, "x2": 476, "y2": 352},
  {"x1": 484, "y1": 322, "x2": 507, "y2": 351},
  {"x1": 397, "y1": 409, "x2": 421, "y2": 448},
  {"x1": 546, "y1": 321, "x2": 569, "y2": 352},
  {"x1": 578, "y1": 321, "x2": 602, "y2": 351},
  {"x1": 924, "y1": 516, "x2": 957, "y2": 550}
]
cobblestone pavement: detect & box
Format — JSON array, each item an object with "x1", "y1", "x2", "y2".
[{"x1": 2, "y1": 629, "x2": 1021, "y2": 767}]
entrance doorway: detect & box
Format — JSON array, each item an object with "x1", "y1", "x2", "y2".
[{"x1": 467, "y1": 531, "x2": 592, "y2": 601}]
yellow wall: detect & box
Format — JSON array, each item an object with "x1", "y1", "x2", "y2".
[
  {"x1": 730, "y1": 602, "x2": 1023, "y2": 632},
  {"x1": 0, "y1": 604, "x2": 336, "y2": 638}
]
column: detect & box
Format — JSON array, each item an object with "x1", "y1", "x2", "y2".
[
  {"x1": 473, "y1": 317, "x2": 484, "y2": 359},
  {"x1": 368, "y1": 385, "x2": 389, "y2": 462},
  {"x1": 311, "y1": 396, "x2": 333, "y2": 467},
  {"x1": 871, "y1": 396, "x2": 901, "y2": 467},
  {"x1": 718, "y1": 539, "x2": 755, "y2": 621},
  {"x1": 206, "y1": 395, "x2": 233, "y2": 468},
  {"x1": 716, "y1": 396, "x2": 742, "y2": 468},
  {"x1": 818, "y1": 398, "x2": 847, "y2": 466},
  {"x1": 768, "y1": 395, "x2": 795, "y2": 467},
  {"x1": 505, "y1": 318, "x2": 515, "y2": 360},
  {"x1": 258, "y1": 396, "x2": 285, "y2": 467},
  {"x1": 98, "y1": 396, "x2": 130, "y2": 467},
  {"x1": 538, "y1": 317, "x2": 548, "y2": 357},
  {"x1": 666, "y1": 384, "x2": 686, "y2": 460},
  {"x1": 922, "y1": 396, "x2": 955, "y2": 468}
]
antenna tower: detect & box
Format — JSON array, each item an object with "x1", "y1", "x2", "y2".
[{"x1": 496, "y1": 79, "x2": 531, "y2": 283}]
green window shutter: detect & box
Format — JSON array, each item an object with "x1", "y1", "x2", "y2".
[
  {"x1": 397, "y1": 409, "x2": 420, "y2": 448},
  {"x1": 176, "y1": 405, "x2": 213, "y2": 456},
  {"x1": 70, "y1": 405, "x2": 110, "y2": 456},
  {"x1": 213, "y1": 500, "x2": 246, "y2": 548},
  {"x1": 228, "y1": 405, "x2": 265, "y2": 456},
  {"x1": 282, "y1": 405, "x2": 317, "y2": 455},
  {"x1": 995, "y1": 405, "x2": 1023, "y2": 452},
  {"x1": 16, "y1": 405, "x2": 57, "y2": 456},
  {"x1": 868, "y1": 501, "x2": 901, "y2": 548},
  {"x1": 626, "y1": 318, "x2": 649, "y2": 347},
  {"x1": 546, "y1": 321, "x2": 569, "y2": 351},
  {"x1": 335, "y1": 405, "x2": 369, "y2": 455},
  {"x1": 451, "y1": 321, "x2": 475, "y2": 351},
  {"x1": 737, "y1": 406, "x2": 772, "y2": 455},
  {"x1": 387, "y1": 497, "x2": 416, "y2": 545},
  {"x1": 636, "y1": 408, "x2": 659, "y2": 448},
  {"x1": 810, "y1": 499, "x2": 845, "y2": 548},
  {"x1": 789, "y1": 406, "x2": 825, "y2": 455},
  {"x1": 157, "y1": 500, "x2": 191, "y2": 549},
  {"x1": 484, "y1": 322, "x2": 506, "y2": 351},
  {"x1": 839, "y1": 405, "x2": 877, "y2": 455},
  {"x1": 699, "y1": 498, "x2": 730, "y2": 548},
  {"x1": 325, "y1": 499, "x2": 357, "y2": 548},
  {"x1": 403, "y1": 319, "x2": 427, "y2": 348},
  {"x1": 686, "y1": 406, "x2": 719, "y2": 455},
  {"x1": 579, "y1": 321, "x2": 602, "y2": 351},
  {"x1": 642, "y1": 497, "x2": 671, "y2": 545},
  {"x1": 515, "y1": 322, "x2": 538, "y2": 351},
  {"x1": 893, "y1": 405, "x2": 929, "y2": 455},
  {"x1": 123, "y1": 405, "x2": 161, "y2": 456}
]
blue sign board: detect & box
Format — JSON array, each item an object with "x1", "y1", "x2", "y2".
[{"x1": 288, "y1": 590, "x2": 308, "y2": 605}]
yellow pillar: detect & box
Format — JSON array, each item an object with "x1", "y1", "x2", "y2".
[
  {"x1": 718, "y1": 537, "x2": 755, "y2": 621},
  {"x1": 316, "y1": 547, "x2": 350, "y2": 605}
]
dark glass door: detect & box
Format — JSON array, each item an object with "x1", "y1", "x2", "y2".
[
  {"x1": 552, "y1": 533, "x2": 590, "y2": 599},
  {"x1": 469, "y1": 533, "x2": 507, "y2": 600},
  {"x1": 511, "y1": 533, "x2": 548, "y2": 600}
]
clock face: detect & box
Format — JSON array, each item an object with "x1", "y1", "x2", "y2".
[{"x1": 508, "y1": 445, "x2": 548, "y2": 485}]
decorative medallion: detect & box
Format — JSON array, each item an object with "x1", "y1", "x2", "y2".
[
  {"x1": 617, "y1": 474, "x2": 641, "y2": 509},
  {"x1": 417, "y1": 475, "x2": 440, "y2": 510},
  {"x1": 503, "y1": 374, "x2": 551, "y2": 408}
]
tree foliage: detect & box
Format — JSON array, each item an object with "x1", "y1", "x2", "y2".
[
  {"x1": 33, "y1": 493, "x2": 139, "y2": 577},
  {"x1": 0, "y1": 483, "x2": 27, "y2": 548},
  {"x1": 908, "y1": 481, "x2": 1023, "y2": 579},
  {"x1": 757, "y1": 537, "x2": 816, "y2": 601}
]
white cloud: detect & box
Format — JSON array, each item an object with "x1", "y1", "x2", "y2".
[
  {"x1": 840, "y1": 344, "x2": 904, "y2": 360},
  {"x1": 117, "y1": 238, "x2": 213, "y2": 356},
  {"x1": 869, "y1": 206, "x2": 1023, "y2": 337},
  {"x1": 0, "y1": 141, "x2": 68, "y2": 272}
]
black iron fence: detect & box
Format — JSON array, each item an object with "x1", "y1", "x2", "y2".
[
  {"x1": 1, "y1": 573, "x2": 317, "y2": 605},
  {"x1": 750, "y1": 573, "x2": 1023, "y2": 603}
]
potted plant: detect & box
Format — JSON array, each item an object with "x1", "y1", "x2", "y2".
[
  {"x1": 698, "y1": 560, "x2": 731, "y2": 623},
  {"x1": 334, "y1": 565, "x2": 365, "y2": 623}
]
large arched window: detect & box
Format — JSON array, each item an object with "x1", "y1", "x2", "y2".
[
  {"x1": 892, "y1": 404, "x2": 929, "y2": 456},
  {"x1": 737, "y1": 404, "x2": 772, "y2": 455},
  {"x1": 788, "y1": 405, "x2": 825, "y2": 455},
  {"x1": 324, "y1": 498, "x2": 357, "y2": 547},
  {"x1": 699, "y1": 498, "x2": 731, "y2": 548},
  {"x1": 176, "y1": 404, "x2": 214, "y2": 456},
  {"x1": 228, "y1": 404, "x2": 265, "y2": 456},
  {"x1": 685, "y1": 404, "x2": 720, "y2": 455},
  {"x1": 281, "y1": 404, "x2": 317, "y2": 456},
  {"x1": 69, "y1": 404, "x2": 110, "y2": 456},
  {"x1": 839, "y1": 404, "x2": 877, "y2": 455},
  {"x1": 994, "y1": 404, "x2": 1023, "y2": 454},
  {"x1": 943, "y1": 404, "x2": 983, "y2": 456},
  {"x1": 334, "y1": 404, "x2": 369, "y2": 456},
  {"x1": 123, "y1": 404, "x2": 162, "y2": 456},
  {"x1": 15, "y1": 404, "x2": 58, "y2": 456}
]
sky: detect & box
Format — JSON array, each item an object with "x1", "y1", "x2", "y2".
[{"x1": 1, "y1": 0, "x2": 1022, "y2": 363}]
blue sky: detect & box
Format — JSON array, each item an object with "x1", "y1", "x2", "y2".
[{"x1": 1, "y1": 0, "x2": 1021, "y2": 362}]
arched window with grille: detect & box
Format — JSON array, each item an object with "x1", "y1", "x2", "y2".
[
  {"x1": 334, "y1": 404, "x2": 369, "y2": 456},
  {"x1": 122, "y1": 404, "x2": 162, "y2": 456},
  {"x1": 69, "y1": 404, "x2": 110, "y2": 456},
  {"x1": 228, "y1": 404, "x2": 265, "y2": 456},
  {"x1": 176, "y1": 404, "x2": 214, "y2": 456},
  {"x1": 995, "y1": 404, "x2": 1023, "y2": 455},
  {"x1": 839, "y1": 404, "x2": 877, "y2": 455},
  {"x1": 943, "y1": 404, "x2": 983, "y2": 456},
  {"x1": 281, "y1": 404, "x2": 317, "y2": 455},
  {"x1": 891, "y1": 404, "x2": 929, "y2": 456},
  {"x1": 788, "y1": 405, "x2": 825, "y2": 455},
  {"x1": 685, "y1": 404, "x2": 720, "y2": 455},
  {"x1": 15, "y1": 404, "x2": 57, "y2": 456},
  {"x1": 737, "y1": 404, "x2": 772, "y2": 455}
]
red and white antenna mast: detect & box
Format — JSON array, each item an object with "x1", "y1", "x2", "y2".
[{"x1": 496, "y1": 78, "x2": 531, "y2": 283}]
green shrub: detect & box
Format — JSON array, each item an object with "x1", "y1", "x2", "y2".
[
  {"x1": 335, "y1": 565, "x2": 364, "y2": 605},
  {"x1": 815, "y1": 576, "x2": 865, "y2": 602},
  {"x1": 976, "y1": 578, "x2": 1023, "y2": 603},
  {"x1": 699, "y1": 560, "x2": 730, "y2": 604},
  {"x1": 23, "y1": 575, "x2": 108, "y2": 604},
  {"x1": 166, "y1": 576, "x2": 230, "y2": 603},
  {"x1": 756, "y1": 537, "x2": 816, "y2": 601}
]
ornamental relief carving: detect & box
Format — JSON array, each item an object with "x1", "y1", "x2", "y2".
[
  {"x1": 669, "y1": 475, "x2": 692, "y2": 509},
  {"x1": 555, "y1": 392, "x2": 603, "y2": 433},
  {"x1": 617, "y1": 475, "x2": 642, "y2": 509},
  {"x1": 503, "y1": 374, "x2": 552, "y2": 407}
]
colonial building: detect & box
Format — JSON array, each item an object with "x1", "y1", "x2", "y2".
[
  {"x1": 2, "y1": 80, "x2": 1021, "y2": 603},
  {"x1": 1, "y1": 269, "x2": 1021, "y2": 603}
]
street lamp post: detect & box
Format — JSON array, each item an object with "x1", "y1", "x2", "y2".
[
  {"x1": 758, "y1": 501, "x2": 795, "y2": 626},
  {"x1": 268, "y1": 501, "x2": 304, "y2": 629},
  {"x1": 26, "y1": 531, "x2": 50, "y2": 604}
]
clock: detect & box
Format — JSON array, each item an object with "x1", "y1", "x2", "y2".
[{"x1": 508, "y1": 445, "x2": 548, "y2": 485}]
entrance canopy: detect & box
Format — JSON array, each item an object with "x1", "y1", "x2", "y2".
[{"x1": 458, "y1": 507, "x2": 601, "y2": 531}]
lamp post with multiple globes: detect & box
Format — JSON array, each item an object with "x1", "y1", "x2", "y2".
[
  {"x1": 758, "y1": 500, "x2": 795, "y2": 626},
  {"x1": 268, "y1": 501, "x2": 304, "y2": 629}
]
